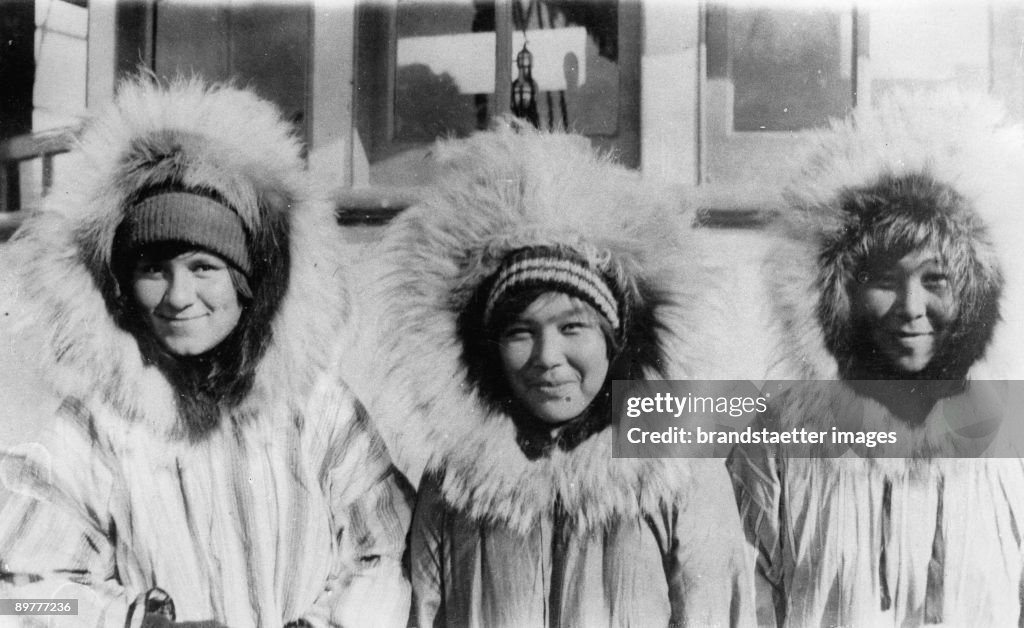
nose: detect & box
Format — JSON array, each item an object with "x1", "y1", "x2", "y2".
[
  {"x1": 896, "y1": 279, "x2": 927, "y2": 320},
  {"x1": 531, "y1": 329, "x2": 565, "y2": 369},
  {"x1": 162, "y1": 268, "x2": 197, "y2": 310}
]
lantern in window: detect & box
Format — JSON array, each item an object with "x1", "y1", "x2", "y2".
[{"x1": 511, "y1": 43, "x2": 540, "y2": 127}]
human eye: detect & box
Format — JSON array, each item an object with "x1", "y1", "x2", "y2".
[
  {"x1": 501, "y1": 324, "x2": 532, "y2": 341},
  {"x1": 189, "y1": 255, "x2": 227, "y2": 274},
  {"x1": 133, "y1": 260, "x2": 163, "y2": 277},
  {"x1": 866, "y1": 270, "x2": 898, "y2": 289},
  {"x1": 922, "y1": 272, "x2": 951, "y2": 290},
  {"x1": 561, "y1": 317, "x2": 595, "y2": 334}
]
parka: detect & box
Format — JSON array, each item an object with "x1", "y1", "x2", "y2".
[
  {"x1": 0, "y1": 78, "x2": 410, "y2": 627},
  {"x1": 351, "y1": 124, "x2": 756, "y2": 628},
  {"x1": 727, "y1": 90, "x2": 1024, "y2": 627}
]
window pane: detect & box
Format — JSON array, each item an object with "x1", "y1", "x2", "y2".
[
  {"x1": 154, "y1": 2, "x2": 310, "y2": 138},
  {"x1": 395, "y1": 0, "x2": 494, "y2": 142},
  {"x1": 870, "y1": 5, "x2": 989, "y2": 98},
  {"x1": 33, "y1": 0, "x2": 88, "y2": 131},
  {"x1": 514, "y1": 0, "x2": 619, "y2": 135},
  {"x1": 729, "y1": 8, "x2": 853, "y2": 132}
]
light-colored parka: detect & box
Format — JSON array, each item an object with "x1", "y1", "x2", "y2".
[
  {"x1": 0, "y1": 79, "x2": 409, "y2": 627},
  {"x1": 728, "y1": 90, "x2": 1024, "y2": 627},
  {"x1": 351, "y1": 124, "x2": 755, "y2": 628}
]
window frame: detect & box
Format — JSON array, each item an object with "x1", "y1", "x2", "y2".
[{"x1": 353, "y1": 0, "x2": 641, "y2": 188}]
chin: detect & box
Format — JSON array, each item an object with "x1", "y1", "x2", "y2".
[
  {"x1": 159, "y1": 338, "x2": 211, "y2": 357},
  {"x1": 532, "y1": 405, "x2": 585, "y2": 425},
  {"x1": 889, "y1": 354, "x2": 934, "y2": 376}
]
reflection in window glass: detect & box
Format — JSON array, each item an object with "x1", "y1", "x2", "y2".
[
  {"x1": 515, "y1": 0, "x2": 619, "y2": 135},
  {"x1": 395, "y1": 0, "x2": 494, "y2": 143},
  {"x1": 870, "y1": 5, "x2": 989, "y2": 97},
  {"x1": 729, "y1": 8, "x2": 853, "y2": 132}
]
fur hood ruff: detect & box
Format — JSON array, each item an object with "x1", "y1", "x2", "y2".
[
  {"x1": 352, "y1": 125, "x2": 730, "y2": 533},
  {"x1": 761, "y1": 90, "x2": 1024, "y2": 468},
  {"x1": 768, "y1": 89, "x2": 1024, "y2": 382},
  {"x1": 0, "y1": 78, "x2": 349, "y2": 448}
]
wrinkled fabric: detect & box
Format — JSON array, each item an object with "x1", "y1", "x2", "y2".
[
  {"x1": 729, "y1": 406, "x2": 1024, "y2": 627},
  {"x1": 0, "y1": 78, "x2": 412, "y2": 627},
  {"x1": 412, "y1": 461, "x2": 755, "y2": 628},
  {"x1": 0, "y1": 379, "x2": 411, "y2": 628}
]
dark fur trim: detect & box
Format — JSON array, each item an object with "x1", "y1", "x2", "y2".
[
  {"x1": 769, "y1": 89, "x2": 1024, "y2": 381},
  {"x1": 817, "y1": 173, "x2": 1004, "y2": 379}
]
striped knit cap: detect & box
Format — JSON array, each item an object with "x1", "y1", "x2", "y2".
[
  {"x1": 483, "y1": 246, "x2": 622, "y2": 333},
  {"x1": 115, "y1": 188, "x2": 251, "y2": 275}
]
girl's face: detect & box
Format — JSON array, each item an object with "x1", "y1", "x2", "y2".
[
  {"x1": 853, "y1": 248, "x2": 958, "y2": 374},
  {"x1": 131, "y1": 249, "x2": 243, "y2": 356},
  {"x1": 498, "y1": 292, "x2": 610, "y2": 426}
]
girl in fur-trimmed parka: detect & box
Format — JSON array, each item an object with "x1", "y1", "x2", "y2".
[
  {"x1": 357, "y1": 125, "x2": 755, "y2": 627},
  {"x1": 728, "y1": 90, "x2": 1024, "y2": 627},
  {"x1": 0, "y1": 78, "x2": 409, "y2": 627}
]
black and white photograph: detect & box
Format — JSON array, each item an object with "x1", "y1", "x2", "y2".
[{"x1": 2, "y1": 0, "x2": 1024, "y2": 626}]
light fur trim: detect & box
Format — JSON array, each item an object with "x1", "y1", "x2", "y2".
[
  {"x1": 767, "y1": 88, "x2": 1024, "y2": 380},
  {"x1": 0, "y1": 77, "x2": 349, "y2": 443},
  {"x1": 349, "y1": 124, "x2": 730, "y2": 532}
]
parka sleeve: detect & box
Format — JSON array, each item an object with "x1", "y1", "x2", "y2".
[
  {"x1": 300, "y1": 382, "x2": 413, "y2": 628},
  {"x1": 726, "y1": 411, "x2": 787, "y2": 628},
  {"x1": 0, "y1": 398, "x2": 136, "y2": 627},
  {"x1": 408, "y1": 473, "x2": 446, "y2": 628},
  {"x1": 662, "y1": 460, "x2": 757, "y2": 628}
]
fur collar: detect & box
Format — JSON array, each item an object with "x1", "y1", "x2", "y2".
[
  {"x1": 352, "y1": 125, "x2": 728, "y2": 533},
  {"x1": 0, "y1": 78, "x2": 349, "y2": 445},
  {"x1": 766, "y1": 89, "x2": 1024, "y2": 381}
]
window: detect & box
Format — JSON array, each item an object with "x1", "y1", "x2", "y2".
[
  {"x1": 354, "y1": 0, "x2": 639, "y2": 188},
  {"x1": 727, "y1": 9, "x2": 853, "y2": 132},
  {"x1": 0, "y1": 0, "x2": 88, "y2": 212},
  {"x1": 33, "y1": 0, "x2": 88, "y2": 132},
  {"x1": 393, "y1": 1, "x2": 493, "y2": 143},
  {"x1": 152, "y1": 1, "x2": 311, "y2": 139},
  {"x1": 703, "y1": 3, "x2": 993, "y2": 185}
]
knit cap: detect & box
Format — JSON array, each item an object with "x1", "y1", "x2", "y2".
[
  {"x1": 483, "y1": 245, "x2": 623, "y2": 334},
  {"x1": 115, "y1": 189, "x2": 251, "y2": 275}
]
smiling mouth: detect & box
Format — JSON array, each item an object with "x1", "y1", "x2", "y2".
[
  {"x1": 889, "y1": 327, "x2": 932, "y2": 337},
  {"x1": 888, "y1": 331, "x2": 935, "y2": 350},
  {"x1": 158, "y1": 315, "x2": 206, "y2": 323},
  {"x1": 530, "y1": 381, "x2": 575, "y2": 395}
]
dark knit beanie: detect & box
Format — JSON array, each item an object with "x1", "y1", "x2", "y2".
[
  {"x1": 115, "y1": 190, "x2": 251, "y2": 275},
  {"x1": 483, "y1": 245, "x2": 623, "y2": 334}
]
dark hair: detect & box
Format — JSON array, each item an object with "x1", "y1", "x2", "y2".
[
  {"x1": 818, "y1": 173, "x2": 1003, "y2": 380},
  {"x1": 458, "y1": 284, "x2": 631, "y2": 429},
  {"x1": 108, "y1": 214, "x2": 291, "y2": 440},
  {"x1": 115, "y1": 240, "x2": 252, "y2": 298},
  {"x1": 486, "y1": 287, "x2": 623, "y2": 359}
]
